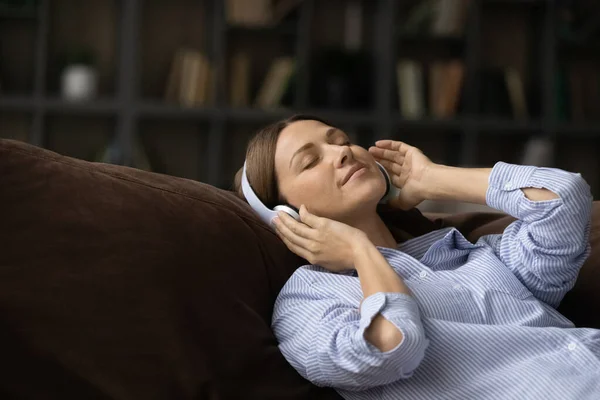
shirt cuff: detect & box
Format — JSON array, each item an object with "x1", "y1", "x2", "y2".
[
  {"x1": 358, "y1": 292, "x2": 423, "y2": 354},
  {"x1": 486, "y1": 161, "x2": 566, "y2": 219}
]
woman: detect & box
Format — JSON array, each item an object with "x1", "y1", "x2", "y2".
[{"x1": 234, "y1": 115, "x2": 600, "y2": 399}]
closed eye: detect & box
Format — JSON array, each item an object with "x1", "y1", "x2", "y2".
[
  {"x1": 301, "y1": 139, "x2": 351, "y2": 171},
  {"x1": 303, "y1": 157, "x2": 319, "y2": 170}
]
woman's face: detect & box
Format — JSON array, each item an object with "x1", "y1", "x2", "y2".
[{"x1": 274, "y1": 119, "x2": 386, "y2": 221}]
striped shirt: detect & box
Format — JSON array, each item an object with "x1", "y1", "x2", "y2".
[{"x1": 272, "y1": 162, "x2": 600, "y2": 400}]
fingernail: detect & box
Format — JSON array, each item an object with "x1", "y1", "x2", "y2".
[{"x1": 273, "y1": 217, "x2": 280, "y2": 224}]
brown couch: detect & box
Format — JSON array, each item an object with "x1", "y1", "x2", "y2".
[{"x1": 0, "y1": 139, "x2": 598, "y2": 400}]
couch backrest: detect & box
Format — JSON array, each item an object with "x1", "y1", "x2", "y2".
[{"x1": 0, "y1": 139, "x2": 342, "y2": 400}]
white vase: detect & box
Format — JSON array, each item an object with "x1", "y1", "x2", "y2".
[{"x1": 61, "y1": 64, "x2": 98, "y2": 101}]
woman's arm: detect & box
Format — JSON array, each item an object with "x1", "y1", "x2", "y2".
[
  {"x1": 426, "y1": 162, "x2": 593, "y2": 307},
  {"x1": 422, "y1": 164, "x2": 559, "y2": 204},
  {"x1": 352, "y1": 234, "x2": 412, "y2": 352},
  {"x1": 272, "y1": 267, "x2": 428, "y2": 391},
  {"x1": 371, "y1": 141, "x2": 593, "y2": 307},
  {"x1": 274, "y1": 207, "x2": 418, "y2": 353}
]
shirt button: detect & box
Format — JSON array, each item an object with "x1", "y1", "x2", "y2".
[
  {"x1": 504, "y1": 182, "x2": 513, "y2": 190},
  {"x1": 568, "y1": 343, "x2": 577, "y2": 351},
  {"x1": 419, "y1": 271, "x2": 428, "y2": 279}
]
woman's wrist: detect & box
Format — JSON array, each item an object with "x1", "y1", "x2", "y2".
[
  {"x1": 421, "y1": 164, "x2": 491, "y2": 205},
  {"x1": 350, "y1": 232, "x2": 371, "y2": 263},
  {"x1": 421, "y1": 164, "x2": 457, "y2": 201},
  {"x1": 351, "y1": 235, "x2": 410, "y2": 296}
]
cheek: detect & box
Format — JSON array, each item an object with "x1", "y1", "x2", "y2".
[{"x1": 282, "y1": 172, "x2": 336, "y2": 210}]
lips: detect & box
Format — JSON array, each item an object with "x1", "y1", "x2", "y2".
[{"x1": 341, "y1": 163, "x2": 366, "y2": 186}]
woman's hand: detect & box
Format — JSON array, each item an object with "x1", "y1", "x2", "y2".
[
  {"x1": 272, "y1": 205, "x2": 366, "y2": 272},
  {"x1": 369, "y1": 140, "x2": 437, "y2": 210}
]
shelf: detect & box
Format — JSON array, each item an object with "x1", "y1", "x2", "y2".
[
  {"x1": 558, "y1": 40, "x2": 600, "y2": 59},
  {"x1": 0, "y1": 96, "x2": 120, "y2": 114},
  {"x1": 483, "y1": 0, "x2": 546, "y2": 6},
  {"x1": 476, "y1": 118, "x2": 542, "y2": 132},
  {"x1": 397, "y1": 34, "x2": 465, "y2": 47},
  {"x1": 0, "y1": 7, "x2": 38, "y2": 20},
  {"x1": 0, "y1": 96, "x2": 37, "y2": 111},
  {"x1": 137, "y1": 101, "x2": 218, "y2": 119},
  {"x1": 394, "y1": 116, "x2": 542, "y2": 133},
  {"x1": 43, "y1": 97, "x2": 120, "y2": 115},
  {"x1": 226, "y1": 22, "x2": 297, "y2": 36},
  {"x1": 396, "y1": 35, "x2": 465, "y2": 58},
  {"x1": 223, "y1": 107, "x2": 377, "y2": 125},
  {"x1": 556, "y1": 123, "x2": 600, "y2": 137},
  {"x1": 2, "y1": 97, "x2": 600, "y2": 137},
  {"x1": 394, "y1": 116, "x2": 463, "y2": 130},
  {"x1": 136, "y1": 102, "x2": 377, "y2": 125}
]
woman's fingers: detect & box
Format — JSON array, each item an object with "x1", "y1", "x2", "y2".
[
  {"x1": 376, "y1": 159, "x2": 403, "y2": 176},
  {"x1": 368, "y1": 146, "x2": 406, "y2": 165},
  {"x1": 298, "y1": 205, "x2": 323, "y2": 229},
  {"x1": 375, "y1": 140, "x2": 408, "y2": 154},
  {"x1": 275, "y1": 213, "x2": 314, "y2": 247},
  {"x1": 274, "y1": 226, "x2": 312, "y2": 261},
  {"x1": 377, "y1": 159, "x2": 407, "y2": 187},
  {"x1": 390, "y1": 173, "x2": 407, "y2": 188},
  {"x1": 277, "y1": 210, "x2": 316, "y2": 238},
  {"x1": 274, "y1": 219, "x2": 313, "y2": 254}
]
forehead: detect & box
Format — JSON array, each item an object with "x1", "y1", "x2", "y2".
[{"x1": 274, "y1": 119, "x2": 331, "y2": 168}]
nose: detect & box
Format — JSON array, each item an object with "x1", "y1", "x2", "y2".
[{"x1": 334, "y1": 145, "x2": 353, "y2": 168}]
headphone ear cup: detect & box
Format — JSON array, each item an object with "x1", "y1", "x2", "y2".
[
  {"x1": 273, "y1": 205, "x2": 300, "y2": 221},
  {"x1": 375, "y1": 161, "x2": 400, "y2": 204},
  {"x1": 375, "y1": 161, "x2": 392, "y2": 197}
]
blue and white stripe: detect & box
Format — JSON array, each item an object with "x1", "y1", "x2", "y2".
[{"x1": 272, "y1": 162, "x2": 600, "y2": 400}]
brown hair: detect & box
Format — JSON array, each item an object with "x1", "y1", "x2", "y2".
[{"x1": 232, "y1": 114, "x2": 329, "y2": 209}]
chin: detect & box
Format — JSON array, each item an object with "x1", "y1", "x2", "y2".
[{"x1": 353, "y1": 177, "x2": 386, "y2": 208}]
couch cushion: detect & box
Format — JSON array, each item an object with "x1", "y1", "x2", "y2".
[
  {"x1": 430, "y1": 203, "x2": 600, "y2": 329},
  {"x1": 0, "y1": 139, "x2": 342, "y2": 400}
]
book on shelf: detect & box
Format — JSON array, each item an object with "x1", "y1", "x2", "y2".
[
  {"x1": 272, "y1": 0, "x2": 304, "y2": 25},
  {"x1": 504, "y1": 67, "x2": 528, "y2": 120},
  {"x1": 567, "y1": 62, "x2": 600, "y2": 122},
  {"x1": 478, "y1": 66, "x2": 530, "y2": 120},
  {"x1": 165, "y1": 48, "x2": 212, "y2": 108},
  {"x1": 254, "y1": 57, "x2": 295, "y2": 109},
  {"x1": 402, "y1": 0, "x2": 470, "y2": 37},
  {"x1": 568, "y1": 63, "x2": 586, "y2": 122},
  {"x1": 229, "y1": 51, "x2": 251, "y2": 107},
  {"x1": 429, "y1": 60, "x2": 464, "y2": 118},
  {"x1": 480, "y1": 68, "x2": 513, "y2": 118},
  {"x1": 395, "y1": 58, "x2": 463, "y2": 119},
  {"x1": 431, "y1": 0, "x2": 471, "y2": 37},
  {"x1": 396, "y1": 59, "x2": 425, "y2": 119},
  {"x1": 226, "y1": 0, "x2": 303, "y2": 27}
]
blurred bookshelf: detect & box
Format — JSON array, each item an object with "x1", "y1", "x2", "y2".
[{"x1": 1, "y1": 0, "x2": 600, "y2": 196}]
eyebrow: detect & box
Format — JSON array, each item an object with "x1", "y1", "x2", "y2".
[{"x1": 289, "y1": 127, "x2": 338, "y2": 169}]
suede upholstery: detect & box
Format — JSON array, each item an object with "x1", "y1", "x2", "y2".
[{"x1": 0, "y1": 139, "x2": 598, "y2": 399}]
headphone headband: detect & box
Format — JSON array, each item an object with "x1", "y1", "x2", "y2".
[{"x1": 241, "y1": 162, "x2": 299, "y2": 226}]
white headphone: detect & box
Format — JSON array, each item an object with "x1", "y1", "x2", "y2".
[{"x1": 241, "y1": 161, "x2": 400, "y2": 226}]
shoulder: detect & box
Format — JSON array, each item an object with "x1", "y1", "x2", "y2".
[
  {"x1": 276, "y1": 264, "x2": 356, "y2": 304},
  {"x1": 280, "y1": 264, "x2": 336, "y2": 294}
]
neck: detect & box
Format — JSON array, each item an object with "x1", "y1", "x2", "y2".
[{"x1": 347, "y1": 209, "x2": 397, "y2": 249}]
